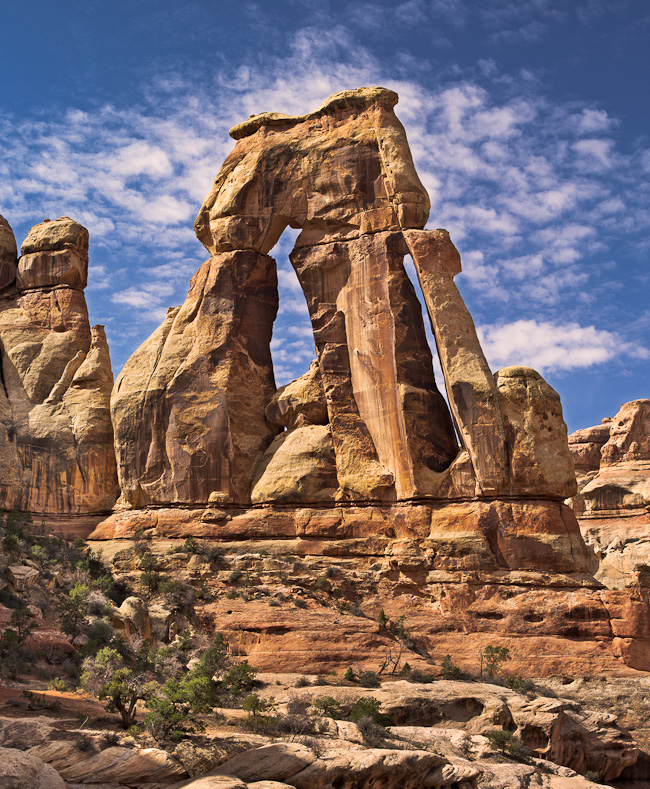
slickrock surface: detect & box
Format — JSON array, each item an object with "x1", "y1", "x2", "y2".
[{"x1": 0, "y1": 216, "x2": 118, "y2": 514}]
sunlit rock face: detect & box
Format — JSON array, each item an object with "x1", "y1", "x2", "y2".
[
  {"x1": 0, "y1": 216, "x2": 118, "y2": 514},
  {"x1": 112, "y1": 86, "x2": 574, "y2": 514},
  {"x1": 569, "y1": 400, "x2": 650, "y2": 590}
]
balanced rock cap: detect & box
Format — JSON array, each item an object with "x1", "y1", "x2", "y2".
[
  {"x1": 21, "y1": 216, "x2": 89, "y2": 256},
  {"x1": 229, "y1": 86, "x2": 399, "y2": 140}
]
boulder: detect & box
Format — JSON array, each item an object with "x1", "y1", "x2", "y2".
[
  {"x1": 112, "y1": 596, "x2": 151, "y2": 641},
  {"x1": 0, "y1": 746, "x2": 65, "y2": 789},
  {"x1": 251, "y1": 425, "x2": 338, "y2": 504},
  {"x1": 265, "y1": 361, "x2": 327, "y2": 430},
  {"x1": 211, "y1": 743, "x2": 316, "y2": 783},
  {"x1": 28, "y1": 742, "x2": 187, "y2": 784},
  {"x1": 8, "y1": 565, "x2": 40, "y2": 590}
]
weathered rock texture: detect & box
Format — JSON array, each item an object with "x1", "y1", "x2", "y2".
[
  {"x1": 569, "y1": 399, "x2": 650, "y2": 591},
  {"x1": 111, "y1": 86, "x2": 575, "y2": 529},
  {"x1": 0, "y1": 216, "x2": 118, "y2": 514}
]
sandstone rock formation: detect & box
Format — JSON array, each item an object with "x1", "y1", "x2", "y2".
[
  {"x1": 111, "y1": 87, "x2": 576, "y2": 527},
  {"x1": 569, "y1": 399, "x2": 650, "y2": 590},
  {"x1": 0, "y1": 215, "x2": 118, "y2": 514}
]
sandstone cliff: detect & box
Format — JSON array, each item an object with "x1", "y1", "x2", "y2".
[{"x1": 0, "y1": 215, "x2": 118, "y2": 514}]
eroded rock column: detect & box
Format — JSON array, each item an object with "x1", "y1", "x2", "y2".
[
  {"x1": 404, "y1": 228, "x2": 509, "y2": 496},
  {"x1": 112, "y1": 249, "x2": 278, "y2": 506},
  {"x1": 0, "y1": 216, "x2": 118, "y2": 513}
]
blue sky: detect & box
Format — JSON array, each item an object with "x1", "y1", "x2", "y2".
[{"x1": 1, "y1": 0, "x2": 649, "y2": 433}]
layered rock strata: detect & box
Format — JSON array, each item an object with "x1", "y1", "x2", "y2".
[
  {"x1": 0, "y1": 215, "x2": 118, "y2": 514},
  {"x1": 569, "y1": 399, "x2": 650, "y2": 589}
]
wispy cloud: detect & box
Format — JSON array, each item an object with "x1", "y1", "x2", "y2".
[{"x1": 0, "y1": 19, "x2": 648, "y2": 387}]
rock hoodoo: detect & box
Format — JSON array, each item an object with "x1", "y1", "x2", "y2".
[{"x1": 0, "y1": 215, "x2": 118, "y2": 515}]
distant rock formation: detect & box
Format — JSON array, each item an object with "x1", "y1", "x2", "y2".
[
  {"x1": 0, "y1": 215, "x2": 118, "y2": 514},
  {"x1": 570, "y1": 399, "x2": 650, "y2": 517},
  {"x1": 569, "y1": 399, "x2": 650, "y2": 590}
]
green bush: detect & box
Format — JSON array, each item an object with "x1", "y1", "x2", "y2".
[
  {"x1": 440, "y1": 654, "x2": 468, "y2": 680},
  {"x1": 358, "y1": 670, "x2": 380, "y2": 688},
  {"x1": 485, "y1": 729, "x2": 529, "y2": 759},
  {"x1": 349, "y1": 697, "x2": 391, "y2": 726},
  {"x1": 312, "y1": 695, "x2": 341, "y2": 719},
  {"x1": 221, "y1": 661, "x2": 257, "y2": 695}
]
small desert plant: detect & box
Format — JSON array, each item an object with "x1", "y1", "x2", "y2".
[
  {"x1": 344, "y1": 666, "x2": 355, "y2": 682},
  {"x1": 440, "y1": 654, "x2": 468, "y2": 680},
  {"x1": 480, "y1": 645, "x2": 510, "y2": 679},
  {"x1": 312, "y1": 695, "x2": 341, "y2": 719},
  {"x1": 486, "y1": 729, "x2": 529, "y2": 759},
  {"x1": 358, "y1": 670, "x2": 381, "y2": 688},
  {"x1": 349, "y1": 697, "x2": 391, "y2": 726},
  {"x1": 48, "y1": 677, "x2": 68, "y2": 691},
  {"x1": 242, "y1": 694, "x2": 275, "y2": 716}
]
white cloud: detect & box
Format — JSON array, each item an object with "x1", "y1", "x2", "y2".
[{"x1": 478, "y1": 319, "x2": 650, "y2": 374}]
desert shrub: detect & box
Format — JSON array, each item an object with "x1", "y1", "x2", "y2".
[
  {"x1": 140, "y1": 571, "x2": 162, "y2": 594},
  {"x1": 313, "y1": 675, "x2": 329, "y2": 686},
  {"x1": 160, "y1": 579, "x2": 193, "y2": 609},
  {"x1": 344, "y1": 667, "x2": 355, "y2": 682},
  {"x1": 480, "y1": 645, "x2": 510, "y2": 679},
  {"x1": 221, "y1": 660, "x2": 257, "y2": 695},
  {"x1": 87, "y1": 591, "x2": 111, "y2": 617},
  {"x1": 242, "y1": 694, "x2": 275, "y2": 716},
  {"x1": 286, "y1": 694, "x2": 311, "y2": 715},
  {"x1": 349, "y1": 697, "x2": 391, "y2": 726},
  {"x1": 268, "y1": 599, "x2": 281, "y2": 607},
  {"x1": 377, "y1": 609, "x2": 389, "y2": 627},
  {"x1": 486, "y1": 729, "x2": 529, "y2": 759},
  {"x1": 101, "y1": 731, "x2": 120, "y2": 748},
  {"x1": 57, "y1": 582, "x2": 90, "y2": 637},
  {"x1": 401, "y1": 662, "x2": 412, "y2": 678},
  {"x1": 357, "y1": 715, "x2": 390, "y2": 747},
  {"x1": 87, "y1": 618, "x2": 115, "y2": 647},
  {"x1": 228, "y1": 569, "x2": 243, "y2": 585},
  {"x1": 314, "y1": 576, "x2": 329, "y2": 590},
  {"x1": 312, "y1": 696, "x2": 341, "y2": 719},
  {"x1": 48, "y1": 677, "x2": 68, "y2": 691},
  {"x1": 75, "y1": 734, "x2": 95, "y2": 752},
  {"x1": 138, "y1": 551, "x2": 159, "y2": 572},
  {"x1": 358, "y1": 670, "x2": 380, "y2": 688},
  {"x1": 295, "y1": 675, "x2": 311, "y2": 687},
  {"x1": 584, "y1": 771, "x2": 600, "y2": 782},
  {"x1": 294, "y1": 598, "x2": 307, "y2": 609},
  {"x1": 440, "y1": 654, "x2": 469, "y2": 680},
  {"x1": 409, "y1": 668, "x2": 434, "y2": 683}
]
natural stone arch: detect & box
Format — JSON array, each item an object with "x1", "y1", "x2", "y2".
[{"x1": 112, "y1": 86, "x2": 574, "y2": 508}]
